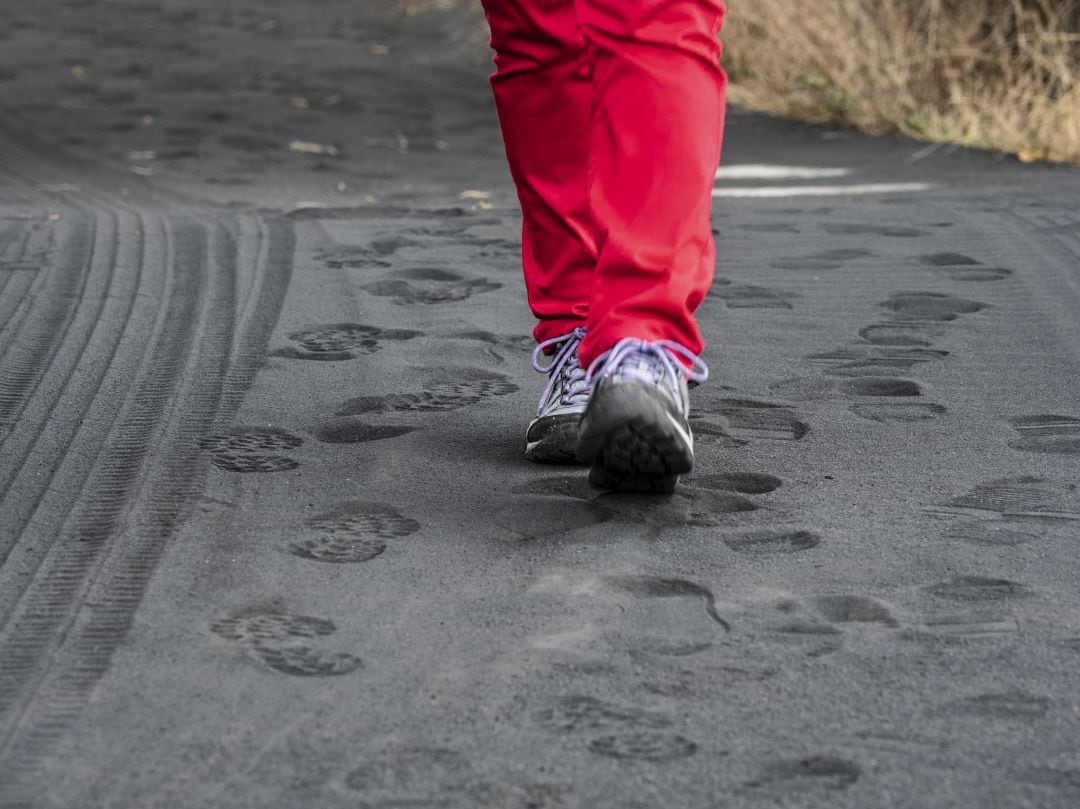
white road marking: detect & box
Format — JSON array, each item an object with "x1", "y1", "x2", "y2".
[
  {"x1": 715, "y1": 164, "x2": 852, "y2": 180},
  {"x1": 713, "y1": 182, "x2": 932, "y2": 198}
]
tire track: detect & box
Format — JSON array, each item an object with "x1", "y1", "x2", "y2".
[
  {"x1": 1005, "y1": 208, "x2": 1080, "y2": 362},
  {"x1": 0, "y1": 216, "x2": 51, "y2": 359},
  {"x1": 0, "y1": 214, "x2": 199, "y2": 749},
  {"x1": 0, "y1": 119, "x2": 294, "y2": 799},
  {"x1": 0, "y1": 213, "x2": 291, "y2": 797},
  {"x1": 0, "y1": 210, "x2": 156, "y2": 621},
  {"x1": 0, "y1": 252, "x2": 38, "y2": 341},
  {"x1": 0, "y1": 207, "x2": 129, "y2": 565},
  {"x1": 0, "y1": 214, "x2": 236, "y2": 790},
  {"x1": 0, "y1": 207, "x2": 99, "y2": 443},
  {"x1": 0, "y1": 219, "x2": 28, "y2": 324},
  {"x1": 220, "y1": 213, "x2": 295, "y2": 416}
]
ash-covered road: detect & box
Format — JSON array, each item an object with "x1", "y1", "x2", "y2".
[{"x1": 1, "y1": 2, "x2": 1079, "y2": 807}]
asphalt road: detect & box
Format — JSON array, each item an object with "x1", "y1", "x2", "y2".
[{"x1": 1, "y1": 2, "x2": 1080, "y2": 807}]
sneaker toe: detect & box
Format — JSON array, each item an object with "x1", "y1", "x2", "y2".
[{"x1": 525, "y1": 413, "x2": 586, "y2": 465}]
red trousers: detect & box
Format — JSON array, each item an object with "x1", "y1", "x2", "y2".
[{"x1": 481, "y1": 0, "x2": 727, "y2": 367}]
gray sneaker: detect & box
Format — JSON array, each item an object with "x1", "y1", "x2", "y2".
[
  {"x1": 525, "y1": 327, "x2": 591, "y2": 464},
  {"x1": 576, "y1": 338, "x2": 708, "y2": 493}
]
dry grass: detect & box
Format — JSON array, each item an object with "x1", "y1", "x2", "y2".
[
  {"x1": 723, "y1": 0, "x2": 1080, "y2": 163},
  {"x1": 409, "y1": 0, "x2": 1080, "y2": 164}
]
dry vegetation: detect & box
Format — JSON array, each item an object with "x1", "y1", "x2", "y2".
[
  {"x1": 409, "y1": 0, "x2": 1080, "y2": 164},
  {"x1": 723, "y1": 0, "x2": 1080, "y2": 163}
]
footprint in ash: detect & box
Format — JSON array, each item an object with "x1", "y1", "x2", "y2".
[
  {"x1": 361, "y1": 267, "x2": 501, "y2": 305},
  {"x1": 312, "y1": 368, "x2": 518, "y2": 444},
  {"x1": 271, "y1": 323, "x2": 422, "y2": 361},
  {"x1": 211, "y1": 608, "x2": 363, "y2": 676},
  {"x1": 939, "y1": 691, "x2": 1049, "y2": 722},
  {"x1": 859, "y1": 322, "x2": 949, "y2": 348},
  {"x1": 458, "y1": 235, "x2": 523, "y2": 261},
  {"x1": 811, "y1": 594, "x2": 900, "y2": 627},
  {"x1": 681, "y1": 473, "x2": 821, "y2": 554},
  {"x1": 314, "y1": 246, "x2": 390, "y2": 271},
  {"x1": 697, "y1": 397, "x2": 810, "y2": 442},
  {"x1": 943, "y1": 522, "x2": 1043, "y2": 547},
  {"x1": 586, "y1": 732, "x2": 699, "y2": 762},
  {"x1": 534, "y1": 695, "x2": 699, "y2": 763},
  {"x1": 599, "y1": 576, "x2": 731, "y2": 630},
  {"x1": 364, "y1": 235, "x2": 422, "y2": 257},
  {"x1": 754, "y1": 595, "x2": 898, "y2": 658},
  {"x1": 745, "y1": 755, "x2": 862, "y2": 792},
  {"x1": 757, "y1": 595, "x2": 900, "y2": 657},
  {"x1": 1008, "y1": 415, "x2": 1080, "y2": 456},
  {"x1": 923, "y1": 576, "x2": 1033, "y2": 603},
  {"x1": 770, "y1": 248, "x2": 874, "y2": 271},
  {"x1": 838, "y1": 377, "x2": 923, "y2": 397},
  {"x1": 916, "y1": 252, "x2": 1013, "y2": 282},
  {"x1": 914, "y1": 609, "x2": 1020, "y2": 642},
  {"x1": 927, "y1": 475, "x2": 1080, "y2": 521},
  {"x1": 793, "y1": 322, "x2": 954, "y2": 421},
  {"x1": 693, "y1": 472, "x2": 783, "y2": 495},
  {"x1": 721, "y1": 529, "x2": 821, "y2": 555},
  {"x1": 880, "y1": 291, "x2": 987, "y2": 322},
  {"x1": 821, "y1": 222, "x2": 925, "y2": 238},
  {"x1": 807, "y1": 304, "x2": 957, "y2": 413},
  {"x1": 308, "y1": 419, "x2": 417, "y2": 444},
  {"x1": 805, "y1": 346, "x2": 948, "y2": 377},
  {"x1": 919, "y1": 483, "x2": 1071, "y2": 640},
  {"x1": 839, "y1": 374, "x2": 932, "y2": 419},
  {"x1": 288, "y1": 501, "x2": 420, "y2": 563},
  {"x1": 831, "y1": 292, "x2": 972, "y2": 419},
  {"x1": 766, "y1": 616, "x2": 844, "y2": 659},
  {"x1": 687, "y1": 416, "x2": 750, "y2": 449},
  {"x1": 335, "y1": 367, "x2": 519, "y2": 414},
  {"x1": 709, "y1": 278, "x2": 799, "y2": 309},
  {"x1": 198, "y1": 426, "x2": 303, "y2": 472},
  {"x1": 770, "y1": 374, "x2": 943, "y2": 423},
  {"x1": 597, "y1": 485, "x2": 760, "y2": 530},
  {"x1": 528, "y1": 572, "x2": 731, "y2": 683}
]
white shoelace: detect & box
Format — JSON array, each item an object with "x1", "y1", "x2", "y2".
[
  {"x1": 585, "y1": 338, "x2": 709, "y2": 391},
  {"x1": 530, "y1": 327, "x2": 590, "y2": 418}
]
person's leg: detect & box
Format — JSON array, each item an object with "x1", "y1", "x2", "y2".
[
  {"x1": 574, "y1": 0, "x2": 727, "y2": 369},
  {"x1": 480, "y1": 0, "x2": 598, "y2": 344},
  {"x1": 481, "y1": 0, "x2": 600, "y2": 463},
  {"x1": 574, "y1": 0, "x2": 727, "y2": 492}
]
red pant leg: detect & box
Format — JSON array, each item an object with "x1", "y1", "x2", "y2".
[
  {"x1": 575, "y1": 0, "x2": 727, "y2": 367},
  {"x1": 481, "y1": 0, "x2": 598, "y2": 345}
]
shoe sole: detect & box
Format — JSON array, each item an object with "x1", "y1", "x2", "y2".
[
  {"x1": 576, "y1": 382, "x2": 693, "y2": 494},
  {"x1": 525, "y1": 420, "x2": 584, "y2": 465}
]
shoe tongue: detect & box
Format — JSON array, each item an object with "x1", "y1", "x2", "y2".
[{"x1": 615, "y1": 350, "x2": 664, "y2": 386}]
